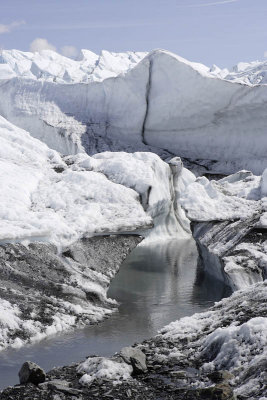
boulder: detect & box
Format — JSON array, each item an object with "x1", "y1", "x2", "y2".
[
  {"x1": 19, "y1": 361, "x2": 46, "y2": 385},
  {"x1": 120, "y1": 346, "x2": 147, "y2": 375}
]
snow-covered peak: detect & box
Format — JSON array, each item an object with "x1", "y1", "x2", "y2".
[
  {"x1": 0, "y1": 48, "x2": 217, "y2": 84},
  {"x1": 0, "y1": 48, "x2": 147, "y2": 83},
  {"x1": 2, "y1": 47, "x2": 267, "y2": 86},
  {"x1": 210, "y1": 59, "x2": 267, "y2": 85},
  {"x1": 77, "y1": 48, "x2": 99, "y2": 64},
  {"x1": 227, "y1": 59, "x2": 267, "y2": 85}
]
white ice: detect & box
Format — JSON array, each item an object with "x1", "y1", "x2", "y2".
[
  {"x1": 0, "y1": 116, "x2": 153, "y2": 249},
  {"x1": 179, "y1": 172, "x2": 262, "y2": 222}
]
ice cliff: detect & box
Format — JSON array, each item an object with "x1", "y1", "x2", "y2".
[{"x1": 0, "y1": 49, "x2": 266, "y2": 174}]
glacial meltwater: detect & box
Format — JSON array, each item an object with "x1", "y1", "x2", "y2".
[{"x1": 0, "y1": 238, "x2": 231, "y2": 388}]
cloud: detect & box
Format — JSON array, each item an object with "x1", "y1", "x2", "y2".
[
  {"x1": 0, "y1": 20, "x2": 25, "y2": 34},
  {"x1": 29, "y1": 39, "x2": 79, "y2": 58},
  {"x1": 30, "y1": 38, "x2": 56, "y2": 53},
  {"x1": 183, "y1": 0, "x2": 238, "y2": 7},
  {"x1": 60, "y1": 45, "x2": 79, "y2": 59}
]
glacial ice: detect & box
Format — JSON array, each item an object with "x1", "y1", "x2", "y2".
[
  {"x1": 179, "y1": 171, "x2": 262, "y2": 222},
  {"x1": 0, "y1": 111, "x2": 265, "y2": 290},
  {"x1": 0, "y1": 116, "x2": 147, "y2": 247},
  {"x1": 0, "y1": 115, "x2": 193, "y2": 249},
  {"x1": 0, "y1": 49, "x2": 267, "y2": 173}
]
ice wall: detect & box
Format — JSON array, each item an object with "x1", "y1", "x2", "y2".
[{"x1": 0, "y1": 49, "x2": 266, "y2": 172}]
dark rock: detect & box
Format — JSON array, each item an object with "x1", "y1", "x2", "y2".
[
  {"x1": 195, "y1": 382, "x2": 234, "y2": 399},
  {"x1": 53, "y1": 166, "x2": 65, "y2": 173},
  {"x1": 18, "y1": 361, "x2": 46, "y2": 385},
  {"x1": 208, "y1": 370, "x2": 234, "y2": 383}
]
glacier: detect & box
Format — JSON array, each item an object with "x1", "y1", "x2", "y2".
[
  {"x1": 0, "y1": 47, "x2": 266, "y2": 399},
  {"x1": 0, "y1": 49, "x2": 267, "y2": 173}
]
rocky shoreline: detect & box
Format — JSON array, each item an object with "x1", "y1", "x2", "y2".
[{"x1": 1, "y1": 280, "x2": 266, "y2": 399}]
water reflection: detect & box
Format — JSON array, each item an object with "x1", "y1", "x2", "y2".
[{"x1": 0, "y1": 238, "x2": 231, "y2": 388}]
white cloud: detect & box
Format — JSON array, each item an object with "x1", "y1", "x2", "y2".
[
  {"x1": 198, "y1": 0, "x2": 238, "y2": 5},
  {"x1": 60, "y1": 45, "x2": 79, "y2": 59},
  {"x1": 30, "y1": 38, "x2": 56, "y2": 53},
  {"x1": 182, "y1": 0, "x2": 238, "y2": 7},
  {"x1": 0, "y1": 20, "x2": 25, "y2": 34}
]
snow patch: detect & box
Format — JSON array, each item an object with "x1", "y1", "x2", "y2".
[{"x1": 78, "y1": 357, "x2": 133, "y2": 386}]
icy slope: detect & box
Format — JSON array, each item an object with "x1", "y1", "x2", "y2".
[
  {"x1": 0, "y1": 116, "x2": 193, "y2": 248},
  {"x1": 0, "y1": 116, "x2": 150, "y2": 247},
  {"x1": 0, "y1": 49, "x2": 266, "y2": 173}
]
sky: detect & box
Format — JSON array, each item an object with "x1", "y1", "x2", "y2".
[{"x1": 0, "y1": 0, "x2": 266, "y2": 68}]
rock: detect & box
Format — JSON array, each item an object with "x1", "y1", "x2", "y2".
[
  {"x1": 120, "y1": 346, "x2": 146, "y2": 365},
  {"x1": 130, "y1": 356, "x2": 147, "y2": 375},
  {"x1": 18, "y1": 361, "x2": 46, "y2": 385},
  {"x1": 208, "y1": 370, "x2": 234, "y2": 383},
  {"x1": 120, "y1": 346, "x2": 147, "y2": 375},
  {"x1": 195, "y1": 382, "x2": 235, "y2": 399}
]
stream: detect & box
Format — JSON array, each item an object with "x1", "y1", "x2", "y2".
[{"x1": 0, "y1": 238, "x2": 231, "y2": 389}]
